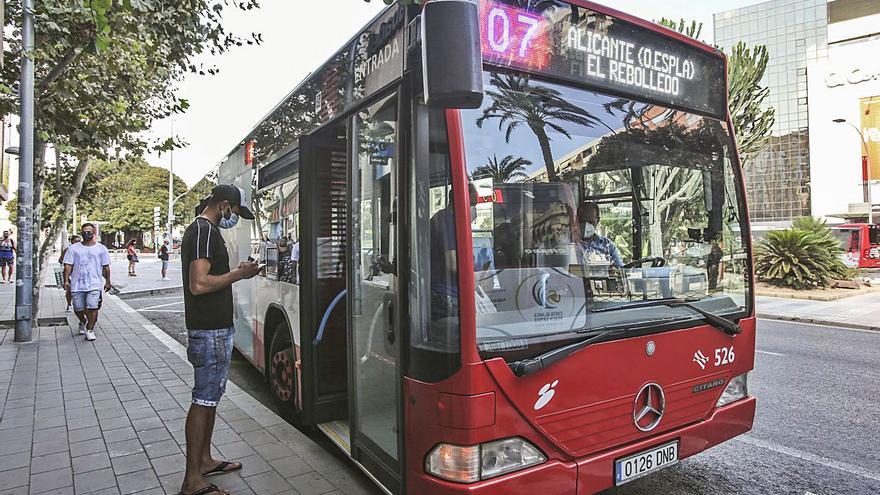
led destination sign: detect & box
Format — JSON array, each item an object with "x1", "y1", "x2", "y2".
[{"x1": 479, "y1": 0, "x2": 727, "y2": 117}]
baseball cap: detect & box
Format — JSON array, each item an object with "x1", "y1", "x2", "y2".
[{"x1": 210, "y1": 184, "x2": 255, "y2": 220}]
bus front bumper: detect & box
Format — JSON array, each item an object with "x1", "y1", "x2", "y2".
[{"x1": 410, "y1": 396, "x2": 756, "y2": 495}]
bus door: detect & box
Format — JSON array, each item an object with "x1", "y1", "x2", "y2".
[{"x1": 348, "y1": 92, "x2": 403, "y2": 491}]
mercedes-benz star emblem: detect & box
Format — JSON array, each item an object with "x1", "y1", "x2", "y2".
[
  {"x1": 633, "y1": 383, "x2": 665, "y2": 432},
  {"x1": 646, "y1": 341, "x2": 656, "y2": 356}
]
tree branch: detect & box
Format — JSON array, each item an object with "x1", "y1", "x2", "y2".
[{"x1": 36, "y1": 44, "x2": 84, "y2": 96}]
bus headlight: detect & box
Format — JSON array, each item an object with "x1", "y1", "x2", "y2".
[
  {"x1": 716, "y1": 373, "x2": 748, "y2": 407},
  {"x1": 426, "y1": 438, "x2": 546, "y2": 483}
]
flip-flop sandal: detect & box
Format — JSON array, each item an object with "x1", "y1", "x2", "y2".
[
  {"x1": 203, "y1": 460, "x2": 243, "y2": 477},
  {"x1": 177, "y1": 484, "x2": 226, "y2": 495}
]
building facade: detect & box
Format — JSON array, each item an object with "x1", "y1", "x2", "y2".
[{"x1": 715, "y1": 0, "x2": 829, "y2": 225}]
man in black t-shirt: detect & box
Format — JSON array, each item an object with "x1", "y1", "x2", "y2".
[{"x1": 180, "y1": 184, "x2": 260, "y2": 495}]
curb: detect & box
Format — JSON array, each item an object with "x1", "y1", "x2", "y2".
[
  {"x1": 758, "y1": 312, "x2": 880, "y2": 332},
  {"x1": 116, "y1": 285, "x2": 183, "y2": 300}
]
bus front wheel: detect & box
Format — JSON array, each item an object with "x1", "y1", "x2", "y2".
[{"x1": 269, "y1": 326, "x2": 301, "y2": 422}]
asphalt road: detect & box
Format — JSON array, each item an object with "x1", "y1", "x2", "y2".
[{"x1": 128, "y1": 288, "x2": 880, "y2": 495}]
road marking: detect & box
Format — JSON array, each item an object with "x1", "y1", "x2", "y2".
[
  {"x1": 123, "y1": 295, "x2": 181, "y2": 302},
  {"x1": 736, "y1": 435, "x2": 880, "y2": 483},
  {"x1": 755, "y1": 350, "x2": 786, "y2": 357},
  {"x1": 138, "y1": 309, "x2": 186, "y2": 313},
  {"x1": 137, "y1": 301, "x2": 185, "y2": 311}
]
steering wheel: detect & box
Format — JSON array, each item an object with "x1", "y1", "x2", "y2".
[{"x1": 623, "y1": 257, "x2": 667, "y2": 269}]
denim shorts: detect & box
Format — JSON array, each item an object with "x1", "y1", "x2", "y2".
[
  {"x1": 72, "y1": 290, "x2": 102, "y2": 312},
  {"x1": 187, "y1": 327, "x2": 234, "y2": 407}
]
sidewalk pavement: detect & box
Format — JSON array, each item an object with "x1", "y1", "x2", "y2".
[
  {"x1": 757, "y1": 292, "x2": 880, "y2": 331},
  {"x1": 0, "y1": 284, "x2": 377, "y2": 495}
]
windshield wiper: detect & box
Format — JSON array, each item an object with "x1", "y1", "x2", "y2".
[
  {"x1": 509, "y1": 317, "x2": 689, "y2": 377},
  {"x1": 668, "y1": 301, "x2": 742, "y2": 336},
  {"x1": 594, "y1": 298, "x2": 742, "y2": 336}
]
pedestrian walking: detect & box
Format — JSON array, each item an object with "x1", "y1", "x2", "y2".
[
  {"x1": 159, "y1": 239, "x2": 171, "y2": 281},
  {"x1": 59, "y1": 234, "x2": 82, "y2": 312},
  {"x1": 126, "y1": 239, "x2": 139, "y2": 276},
  {"x1": 0, "y1": 230, "x2": 15, "y2": 283},
  {"x1": 62, "y1": 224, "x2": 112, "y2": 342},
  {"x1": 180, "y1": 185, "x2": 259, "y2": 495}
]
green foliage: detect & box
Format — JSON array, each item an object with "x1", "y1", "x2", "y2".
[
  {"x1": 472, "y1": 154, "x2": 531, "y2": 183},
  {"x1": 754, "y1": 220, "x2": 850, "y2": 289},
  {"x1": 84, "y1": 158, "x2": 187, "y2": 234},
  {"x1": 655, "y1": 18, "x2": 775, "y2": 165}
]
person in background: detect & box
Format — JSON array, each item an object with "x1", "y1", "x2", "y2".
[
  {"x1": 277, "y1": 237, "x2": 293, "y2": 283},
  {"x1": 60, "y1": 234, "x2": 82, "y2": 311},
  {"x1": 126, "y1": 239, "x2": 139, "y2": 276},
  {"x1": 63, "y1": 224, "x2": 111, "y2": 341},
  {"x1": 0, "y1": 230, "x2": 16, "y2": 283},
  {"x1": 180, "y1": 185, "x2": 260, "y2": 495},
  {"x1": 289, "y1": 235, "x2": 300, "y2": 285},
  {"x1": 159, "y1": 239, "x2": 171, "y2": 281}
]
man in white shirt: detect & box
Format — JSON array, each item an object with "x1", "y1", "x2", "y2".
[{"x1": 63, "y1": 223, "x2": 112, "y2": 341}]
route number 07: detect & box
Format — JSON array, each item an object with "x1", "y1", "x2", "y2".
[
  {"x1": 714, "y1": 346, "x2": 735, "y2": 366},
  {"x1": 487, "y1": 7, "x2": 542, "y2": 58}
]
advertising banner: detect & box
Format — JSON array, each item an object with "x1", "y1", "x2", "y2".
[{"x1": 861, "y1": 96, "x2": 880, "y2": 180}]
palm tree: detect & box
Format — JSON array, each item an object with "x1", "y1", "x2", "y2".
[
  {"x1": 476, "y1": 73, "x2": 602, "y2": 182},
  {"x1": 473, "y1": 154, "x2": 532, "y2": 183}
]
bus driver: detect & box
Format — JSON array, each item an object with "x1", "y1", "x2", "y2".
[{"x1": 577, "y1": 202, "x2": 624, "y2": 269}]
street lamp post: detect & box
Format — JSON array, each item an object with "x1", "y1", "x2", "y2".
[
  {"x1": 14, "y1": 0, "x2": 35, "y2": 342},
  {"x1": 167, "y1": 121, "x2": 174, "y2": 244},
  {"x1": 833, "y1": 118, "x2": 873, "y2": 223}
]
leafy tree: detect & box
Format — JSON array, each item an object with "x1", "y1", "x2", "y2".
[
  {"x1": 1, "y1": 0, "x2": 260, "y2": 316},
  {"x1": 472, "y1": 154, "x2": 531, "y2": 183},
  {"x1": 657, "y1": 18, "x2": 775, "y2": 163},
  {"x1": 82, "y1": 159, "x2": 187, "y2": 237},
  {"x1": 477, "y1": 73, "x2": 603, "y2": 182}
]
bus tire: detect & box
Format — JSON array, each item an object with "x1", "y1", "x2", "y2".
[{"x1": 269, "y1": 326, "x2": 302, "y2": 423}]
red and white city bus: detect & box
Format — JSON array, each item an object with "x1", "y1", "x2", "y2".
[{"x1": 199, "y1": 0, "x2": 756, "y2": 493}]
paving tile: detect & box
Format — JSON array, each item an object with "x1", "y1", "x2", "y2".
[
  {"x1": 235, "y1": 454, "x2": 274, "y2": 477},
  {"x1": 106, "y1": 439, "x2": 144, "y2": 459},
  {"x1": 287, "y1": 472, "x2": 337, "y2": 495},
  {"x1": 68, "y1": 426, "x2": 103, "y2": 444},
  {"x1": 111, "y1": 452, "x2": 151, "y2": 476},
  {"x1": 130, "y1": 417, "x2": 163, "y2": 432},
  {"x1": 143, "y1": 439, "x2": 180, "y2": 460},
  {"x1": 32, "y1": 438, "x2": 70, "y2": 457},
  {"x1": 30, "y1": 451, "x2": 72, "y2": 475},
  {"x1": 243, "y1": 470, "x2": 293, "y2": 495},
  {"x1": 268, "y1": 454, "x2": 312, "y2": 479},
  {"x1": 73, "y1": 467, "x2": 117, "y2": 494},
  {"x1": 239, "y1": 429, "x2": 278, "y2": 447},
  {"x1": 103, "y1": 427, "x2": 138, "y2": 444},
  {"x1": 29, "y1": 466, "x2": 73, "y2": 494},
  {"x1": 99, "y1": 417, "x2": 132, "y2": 432},
  {"x1": 136, "y1": 428, "x2": 173, "y2": 445},
  {"x1": 149, "y1": 453, "x2": 185, "y2": 477},
  {"x1": 253, "y1": 442, "x2": 295, "y2": 462},
  {"x1": 210, "y1": 429, "x2": 242, "y2": 446},
  {"x1": 226, "y1": 418, "x2": 262, "y2": 434},
  {"x1": 72, "y1": 451, "x2": 113, "y2": 475},
  {"x1": 33, "y1": 426, "x2": 68, "y2": 444},
  {"x1": 70, "y1": 439, "x2": 107, "y2": 458},
  {"x1": 217, "y1": 441, "x2": 257, "y2": 460},
  {"x1": 0, "y1": 451, "x2": 32, "y2": 471},
  {"x1": 115, "y1": 468, "x2": 160, "y2": 495}
]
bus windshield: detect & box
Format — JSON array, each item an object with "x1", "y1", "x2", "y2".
[{"x1": 461, "y1": 71, "x2": 751, "y2": 358}]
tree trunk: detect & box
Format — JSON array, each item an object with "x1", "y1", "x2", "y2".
[
  {"x1": 530, "y1": 124, "x2": 558, "y2": 182},
  {"x1": 30, "y1": 140, "x2": 47, "y2": 317},
  {"x1": 31, "y1": 156, "x2": 91, "y2": 320}
]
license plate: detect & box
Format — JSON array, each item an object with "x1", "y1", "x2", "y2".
[{"x1": 614, "y1": 440, "x2": 679, "y2": 486}]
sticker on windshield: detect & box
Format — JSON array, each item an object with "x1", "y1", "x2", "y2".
[{"x1": 534, "y1": 379, "x2": 559, "y2": 411}]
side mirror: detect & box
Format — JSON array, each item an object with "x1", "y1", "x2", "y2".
[{"x1": 421, "y1": 0, "x2": 484, "y2": 109}]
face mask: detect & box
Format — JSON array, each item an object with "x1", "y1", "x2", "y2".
[
  {"x1": 82, "y1": 231, "x2": 95, "y2": 241},
  {"x1": 582, "y1": 222, "x2": 596, "y2": 238},
  {"x1": 219, "y1": 205, "x2": 240, "y2": 229}
]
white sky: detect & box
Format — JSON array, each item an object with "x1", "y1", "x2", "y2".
[{"x1": 146, "y1": 0, "x2": 766, "y2": 186}]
